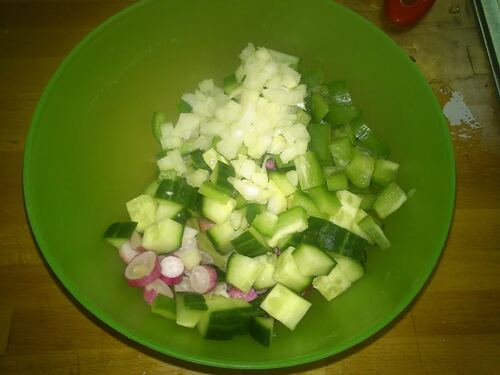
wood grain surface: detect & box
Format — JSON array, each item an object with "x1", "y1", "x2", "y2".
[{"x1": 1, "y1": 0, "x2": 499, "y2": 374}]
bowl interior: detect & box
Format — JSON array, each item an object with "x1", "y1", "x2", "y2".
[{"x1": 23, "y1": 0, "x2": 455, "y2": 369}]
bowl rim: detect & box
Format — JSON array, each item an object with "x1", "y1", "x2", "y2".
[{"x1": 23, "y1": 0, "x2": 456, "y2": 369}]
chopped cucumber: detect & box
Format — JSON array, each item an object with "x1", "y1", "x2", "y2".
[
  {"x1": 176, "y1": 292, "x2": 207, "y2": 328},
  {"x1": 333, "y1": 255, "x2": 365, "y2": 283},
  {"x1": 156, "y1": 200, "x2": 184, "y2": 222},
  {"x1": 142, "y1": 218, "x2": 184, "y2": 254},
  {"x1": 126, "y1": 194, "x2": 157, "y2": 232},
  {"x1": 269, "y1": 206, "x2": 309, "y2": 247},
  {"x1": 103, "y1": 222, "x2": 137, "y2": 248},
  {"x1": 207, "y1": 221, "x2": 236, "y2": 255},
  {"x1": 373, "y1": 159, "x2": 399, "y2": 186},
  {"x1": 226, "y1": 253, "x2": 261, "y2": 292},
  {"x1": 310, "y1": 93, "x2": 329, "y2": 123},
  {"x1": 306, "y1": 185, "x2": 341, "y2": 217},
  {"x1": 312, "y1": 265, "x2": 351, "y2": 301},
  {"x1": 294, "y1": 151, "x2": 325, "y2": 190},
  {"x1": 201, "y1": 196, "x2": 237, "y2": 224},
  {"x1": 329, "y1": 137, "x2": 352, "y2": 168},
  {"x1": 273, "y1": 247, "x2": 312, "y2": 293},
  {"x1": 260, "y1": 284, "x2": 311, "y2": 330},
  {"x1": 196, "y1": 232, "x2": 230, "y2": 271},
  {"x1": 250, "y1": 316, "x2": 274, "y2": 347},
  {"x1": 308, "y1": 123, "x2": 332, "y2": 164},
  {"x1": 254, "y1": 253, "x2": 278, "y2": 290},
  {"x1": 351, "y1": 117, "x2": 389, "y2": 157},
  {"x1": 357, "y1": 215, "x2": 391, "y2": 249},
  {"x1": 268, "y1": 172, "x2": 296, "y2": 197},
  {"x1": 231, "y1": 227, "x2": 271, "y2": 257},
  {"x1": 292, "y1": 243, "x2": 336, "y2": 276},
  {"x1": 199, "y1": 182, "x2": 234, "y2": 204},
  {"x1": 344, "y1": 149, "x2": 375, "y2": 189},
  {"x1": 244, "y1": 203, "x2": 266, "y2": 224},
  {"x1": 252, "y1": 212, "x2": 278, "y2": 238},
  {"x1": 151, "y1": 112, "x2": 166, "y2": 142},
  {"x1": 326, "y1": 173, "x2": 349, "y2": 191},
  {"x1": 155, "y1": 178, "x2": 202, "y2": 211},
  {"x1": 210, "y1": 161, "x2": 236, "y2": 195},
  {"x1": 151, "y1": 294, "x2": 176, "y2": 320},
  {"x1": 373, "y1": 182, "x2": 407, "y2": 219},
  {"x1": 289, "y1": 191, "x2": 326, "y2": 219}
]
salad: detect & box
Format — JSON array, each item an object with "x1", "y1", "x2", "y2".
[{"x1": 104, "y1": 43, "x2": 407, "y2": 347}]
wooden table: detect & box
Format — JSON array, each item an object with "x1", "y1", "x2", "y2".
[{"x1": 1, "y1": 1, "x2": 499, "y2": 373}]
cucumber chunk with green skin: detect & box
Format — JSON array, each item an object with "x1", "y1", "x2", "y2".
[
  {"x1": 254, "y1": 253, "x2": 278, "y2": 290},
  {"x1": 306, "y1": 185, "x2": 341, "y2": 217},
  {"x1": 156, "y1": 200, "x2": 184, "y2": 222},
  {"x1": 201, "y1": 196, "x2": 237, "y2": 224},
  {"x1": 292, "y1": 243, "x2": 336, "y2": 276},
  {"x1": 289, "y1": 191, "x2": 326, "y2": 219},
  {"x1": 196, "y1": 232, "x2": 230, "y2": 271},
  {"x1": 103, "y1": 222, "x2": 137, "y2": 248},
  {"x1": 223, "y1": 74, "x2": 239, "y2": 95},
  {"x1": 333, "y1": 255, "x2": 365, "y2": 283},
  {"x1": 151, "y1": 112, "x2": 166, "y2": 142},
  {"x1": 142, "y1": 218, "x2": 184, "y2": 254},
  {"x1": 275, "y1": 155, "x2": 295, "y2": 171},
  {"x1": 197, "y1": 295, "x2": 254, "y2": 340},
  {"x1": 226, "y1": 253, "x2": 261, "y2": 293},
  {"x1": 329, "y1": 137, "x2": 353, "y2": 168},
  {"x1": 177, "y1": 99, "x2": 192, "y2": 113},
  {"x1": 176, "y1": 293, "x2": 206, "y2": 328},
  {"x1": 326, "y1": 173, "x2": 349, "y2": 191},
  {"x1": 294, "y1": 151, "x2": 325, "y2": 190},
  {"x1": 373, "y1": 182, "x2": 407, "y2": 219},
  {"x1": 310, "y1": 93, "x2": 329, "y2": 123},
  {"x1": 358, "y1": 193, "x2": 377, "y2": 210},
  {"x1": 344, "y1": 149, "x2": 375, "y2": 189},
  {"x1": 250, "y1": 317, "x2": 274, "y2": 347},
  {"x1": 231, "y1": 227, "x2": 271, "y2": 257},
  {"x1": 126, "y1": 194, "x2": 157, "y2": 232},
  {"x1": 357, "y1": 214, "x2": 391, "y2": 249},
  {"x1": 332, "y1": 124, "x2": 355, "y2": 144},
  {"x1": 312, "y1": 265, "x2": 352, "y2": 301},
  {"x1": 273, "y1": 247, "x2": 312, "y2": 293},
  {"x1": 189, "y1": 150, "x2": 210, "y2": 170},
  {"x1": 210, "y1": 161, "x2": 236, "y2": 195},
  {"x1": 251, "y1": 212, "x2": 278, "y2": 238},
  {"x1": 269, "y1": 206, "x2": 309, "y2": 247},
  {"x1": 325, "y1": 104, "x2": 360, "y2": 126},
  {"x1": 207, "y1": 221, "x2": 236, "y2": 255},
  {"x1": 155, "y1": 178, "x2": 201, "y2": 211},
  {"x1": 260, "y1": 284, "x2": 311, "y2": 330},
  {"x1": 244, "y1": 203, "x2": 266, "y2": 224},
  {"x1": 308, "y1": 123, "x2": 332, "y2": 164},
  {"x1": 351, "y1": 117, "x2": 389, "y2": 157},
  {"x1": 372, "y1": 159, "x2": 399, "y2": 186},
  {"x1": 143, "y1": 180, "x2": 160, "y2": 196},
  {"x1": 182, "y1": 292, "x2": 209, "y2": 310},
  {"x1": 199, "y1": 182, "x2": 234, "y2": 204},
  {"x1": 268, "y1": 172, "x2": 296, "y2": 197},
  {"x1": 151, "y1": 294, "x2": 176, "y2": 320}
]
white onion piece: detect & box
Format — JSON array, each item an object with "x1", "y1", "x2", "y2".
[
  {"x1": 174, "y1": 276, "x2": 195, "y2": 293},
  {"x1": 190, "y1": 265, "x2": 217, "y2": 294},
  {"x1": 124, "y1": 251, "x2": 160, "y2": 287}
]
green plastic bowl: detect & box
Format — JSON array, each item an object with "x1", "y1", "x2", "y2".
[{"x1": 23, "y1": 0, "x2": 455, "y2": 369}]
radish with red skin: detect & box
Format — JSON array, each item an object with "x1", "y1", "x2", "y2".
[
  {"x1": 228, "y1": 286, "x2": 258, "y2": 302},
  {"x1": 160, "y1": 256, "x2": 184, "y2": 278},
  {"x1": 143, "y1": 279, "x2": 173, "y2": 304},
  {"x1": 118, "y1": 241, "x2": 139, "y2": 263},
  {"x1": 160, "y1": 274, "x2": 183, "y2": 286},
  {"x1": 125, "y1": 251, "x2": 161, "y2": 287},
  {"x1": 190, "y1": 265, "x2": 218, "y2": 294}
]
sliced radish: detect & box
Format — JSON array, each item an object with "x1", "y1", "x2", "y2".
[
  {"x1": 130, "y1": 231, "x2": 142, "y2": 250},
  {"x1": 118, "y1": 241, "x2": 139, "y2": 263},
  {"x1": 190, "y1": 265, "x2": 217, "y2": 294},
  {"x1": 228, "y1": 286, "x2": 258, "y2": 302},
  {"x1": 143, "y1": 278, "x2": 173, "y2": 304},
  {"x1": 160, "y1": 256, "x2": 184, "y2": 278},
  {"x1": 174, "y1": 276, "x2": 195, "y2": 293},
  {"x1": 125, "y1": 251, "x2": 160, "y2": 287},
  {"x1": 160, "y1": 274, "x2": 183, "y2": 286},
  {"x1": 198, "y1": 218, "x2": 214, "y2": 232}
]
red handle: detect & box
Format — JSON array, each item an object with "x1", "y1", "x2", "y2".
[{"x1": 385, "y1": 0, "x2": 436, "y2": 27}]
